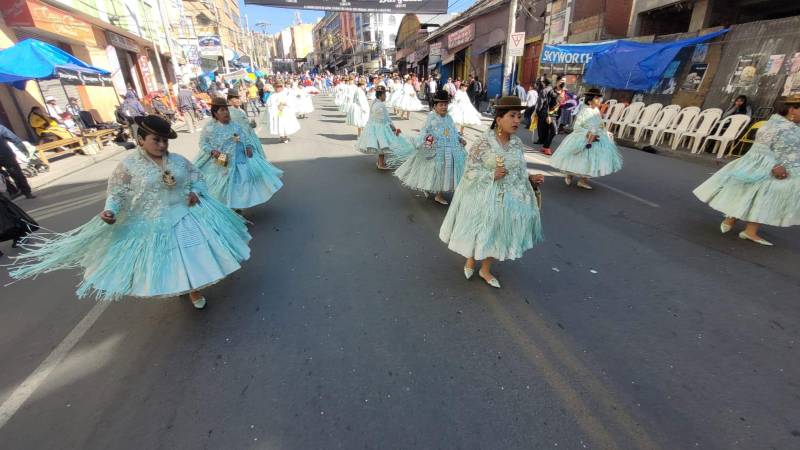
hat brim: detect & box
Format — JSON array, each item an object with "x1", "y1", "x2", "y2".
[
  {"x1": 495, "y1": 105, "x2": 527, "y2": 111},
  {"x1": 134, "y1": 116, "x2": 178, "y2": 139}
]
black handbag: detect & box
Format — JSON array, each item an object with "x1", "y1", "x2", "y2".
[{"x1": 0, "y1": 195, "x2": 39, "y2": 243}]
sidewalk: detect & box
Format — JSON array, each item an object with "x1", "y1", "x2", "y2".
[{"x1": 28, "y1": 143, "x2": 129, "y2": 190}]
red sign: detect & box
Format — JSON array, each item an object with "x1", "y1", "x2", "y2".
[
  {"x1": 447, "y1": 23, "x2": 475, "y2": 49},
  {"x1": 0, "y1": 0, "x2": 96, "y2": 45},
  {"x1": 137, "y1": 54, "x2": 158, "y2": 93}
]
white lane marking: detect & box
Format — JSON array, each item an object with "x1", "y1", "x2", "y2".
[
  {"x1": 524, "y1": 152, "x2": 661, "y2": 208},
  {"x1": 0, "y1": 301, "x2": 110, "y2": 429},
  {"x1": 27, "y1": 190, "x2": 105, "y2": 216},
  {"x1": 590, "y1": 180, "x2": 661, "y2": 208}
]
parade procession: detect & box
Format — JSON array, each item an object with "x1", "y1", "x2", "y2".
[{"x1": 1, "y1": 0, "x2": 799, "y2": 449}]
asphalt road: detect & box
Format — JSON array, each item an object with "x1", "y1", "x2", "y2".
[{"x1": 1, "y1": 96, "x2": 798, "y2": 450}]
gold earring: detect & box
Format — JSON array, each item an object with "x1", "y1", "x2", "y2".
[{"x1": 496, "y1": 129, "x2": 503, "y2": 137}]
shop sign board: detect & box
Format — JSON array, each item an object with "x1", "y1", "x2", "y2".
[
  {"x1": 2, "y1": 0, "x2": 96, "y2": 45},
  {"x1": 106, "y1": 32, "x2": 139, "y2": 53},
  {"x1": 56, "y1": 67, "x2": 113, "y2": 87},
  {"x1": 243, "y1": 0, "x2": 447, "y2": 14},
  {"x1": 447, "y1": 23, "x2": 475, "y2": 49},
  {"x1": 198, "y1": 35, "x2": 223, "y2": 57},
  {"x1": 508, "y1": 32, "x2": 525, "y2": 57}
]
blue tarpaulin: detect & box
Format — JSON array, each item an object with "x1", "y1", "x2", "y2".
[
  {"x1": 0, "y1": 39, "x2": 110, "y2": 89},
  {"x1": 541, "y1": 29, "x2": 728, "y2": 91}
]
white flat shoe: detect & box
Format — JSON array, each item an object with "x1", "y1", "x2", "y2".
[
  {"x1": 464, "y1": 267, "x2": 475, "y2": 280},
  {"x1": 576, "y1": 181, "x2": 593, "y2": 190},
  {"x1": 191, "y1": 296, "x2": 207, "y2": 309},
  {"x1": 434, "y1": 197, "x2": 449, "y2": 205},
  {"x1": 480, "y1": 274, "x2": 501, "y2": 289},
  {"x1": 738, "y1": 231, "x2": 773, "y2": 246},
  {"x1": 720, "y1": 220, "x2": 733, "y2": 234},
  {"x1": 564, "y1": 175, "x2": 573, "y2": 185}
]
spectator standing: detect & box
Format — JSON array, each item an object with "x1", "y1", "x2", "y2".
[
  {"x1": 444, "y1": 78, "x2": 457, "y2": 98},
  {"x1": 524, "y1": 83, "x2": 539, "y2": 127},
  {"x1": 246, "y1": 81, "x2": 261, "y2": 116},
  {"x1": 0, "y1": 123, "x2": 35, "y2": 199},
  {"x1": 427, "y1": 76, "x2": 438, "y2": 110},
  {"x1": 177, "y1": 84, "x2": 198, "y2": 133},
  {"x1": 470, "y1": 77, "x2": 483, "y2": 109},
  {"x1": 256, "y1": 78, "x2": 265, "y2": 106},
  {"x1": 536, "y1": 79, "x2": 559, "y2": 155}
]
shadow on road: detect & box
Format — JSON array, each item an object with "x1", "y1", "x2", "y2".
[{"x1": 318, "y1": 133, "x2": 357, "y2": 141}]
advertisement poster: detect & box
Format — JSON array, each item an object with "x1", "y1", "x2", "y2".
[
  {"x1": 681, "y1": 63, "x2": 708, "y2": 91},
  {"x1": 729, "y1": 54, "x2": 762, "y2": 88},
  {"x1": 691, "y1": 44, "x2": 708, "y2": 63},
  {"x1": 651, "y1": 60, "x2": 680, "y2": 94},
  {"x1": 782, "y1": 52, "x2": 800, "y2": 95},
  {"x1": 765, "y1": 54, "x2": 785, "y2": 76}
]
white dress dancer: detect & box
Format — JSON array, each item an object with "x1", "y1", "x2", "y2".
[
  {"x1": 448, "y1": 86, "x2": 483, "y2": 133},
  {"x1": 266, "y1": 86, "x2": 301, "y2": 143},
  {"x1": 388, "y1": 80, "x2": 404, "y2": 115},
  {"x1": 294, "y1": 83, "x2": 314, "y2": 118},
  {"x1": 399, "y1": 81, "x2": 423, "y2": 119},
  {"x1": 347, "y1": 84, "x2": 370, "y2": 134}
]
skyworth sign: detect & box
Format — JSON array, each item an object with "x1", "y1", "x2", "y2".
[{"x1": 243, "y1": 0, "x2": 448, "y2": 14}]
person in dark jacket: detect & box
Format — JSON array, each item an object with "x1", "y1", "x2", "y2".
[
  {"x1": 0, "y1": 124, "x2": 35, "y2": 199},
  {"x1": 536, "y1": 79, "x2": 559, "y2": 155}
]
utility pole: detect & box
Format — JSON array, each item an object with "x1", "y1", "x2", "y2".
[
  {"x1": 501, "y1": 0, "x2": 519, "y2": 96},
  {"x1": 157, "y1": 0, "x2": 182, "y2": 95},
  {"x1": 213, "y1": 2, "x2": 230, "y2": 73}
]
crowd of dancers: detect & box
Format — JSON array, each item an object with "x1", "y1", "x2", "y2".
[{"x1": 5, "y1": 71, "x2": 799, "y2": 307}]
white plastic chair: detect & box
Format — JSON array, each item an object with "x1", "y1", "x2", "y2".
[
  {"x1": 700, "y1": 114, "x2": 751, "y2": 158},
  {"x1": 673, "y1": 108, "x2": 722, "y2": 152},
  {"x1": 620, "y1": 103, "x2": 662, "y2": 140},
  {"x1": 602, "y1": 103, "x2": 625, "y2": 127},
  {"x1": 641, "y1": 108, "x2": 679, "y2": 144},
  {"x1": 662, "y1": 104, "x2": 682, "y2": 113},
  {"x1": 608, "y1": 102, "x2": 644, "y2": 135},
  {"x1": 657, "y1": 106, "x2": 700, "y2": 147}
]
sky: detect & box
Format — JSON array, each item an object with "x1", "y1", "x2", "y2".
[{"x1": 239, "y1": 0, "x2": 476, "y2": 34}]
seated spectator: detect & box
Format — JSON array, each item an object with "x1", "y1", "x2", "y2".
[
  {"x1": 28, "y1": 106, "x2": 72, "y2": 142},
  {"x1": 723, "y1": 95, "x2": 753, "y2": 118}
]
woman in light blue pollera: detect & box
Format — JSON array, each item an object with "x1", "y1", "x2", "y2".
[
  {"x1": 10, "y1": 115, "x2": 251, "y2": 309},
  {"x1": 440, "y1": 96, "x2": 544, "y2": 289},
  {"x1": 693, "y1": 95, "x2": 800, "y2": 246},
  {"x1": 195, "y1": 98, "x2": 283, "y2": 211},
  {"x1": 550, "y1": 88, "x2": 623, "y2": 190}
]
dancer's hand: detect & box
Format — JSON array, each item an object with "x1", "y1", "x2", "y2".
[
  {"x1": 529, "y1": 174, "x2": 545, "y2": 186},
  {"x1": 211, "y1": 150, "x2": 221, "y2": 158},
  {"x1": 99, "y1": 210, "x2": 116, "y2": 224},
  {"x1": 187, "y1": 192, "x2": 199, "y2": 207},
  {"x1": 772, "y1": 165, "x2": 788, "y2": 179},
  {"x1": 246, "y1": 147, "x2": 254, "y2": 158},
  {"x1": 494, "y1": 167, "x2": 507, "y2": 180}
]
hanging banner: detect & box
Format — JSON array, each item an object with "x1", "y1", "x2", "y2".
[
  {"x1": 243, "y1": 0, "x2": 447, "y2": 14},
  {"x1": 198, "y1": 36, "x2": 223, "y2": 58}
]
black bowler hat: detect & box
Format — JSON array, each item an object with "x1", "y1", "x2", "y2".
[
  {"x1": 494, "y1": 96, "x2": 526, "y2": 111},
  {"x1": 227, "y1": 88, "x2": 240, "y2": 99},
  {"x1": 433, "y1": 89, "x2": 451, "y2": 103},
  {"x1": 134, "y1": 115, "x2": 177, "y2": 139},
  {"x1": 375, "y1": 85, "x2": 386, "y2": 94},
  {"x1": 210, "y1": 97, "x2": 229, "y2": 107}
]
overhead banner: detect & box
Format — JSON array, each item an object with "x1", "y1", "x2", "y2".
[{"x1": 243, "y1": 0, "x2": 448, "y2": 14}]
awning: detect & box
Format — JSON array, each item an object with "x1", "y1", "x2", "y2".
[
  {"x1": 0, "y1": 38, "x2": 110, "y2": 89},
  {"x1": 543, "y1": 29, "x2": 728, "y2": 90}
]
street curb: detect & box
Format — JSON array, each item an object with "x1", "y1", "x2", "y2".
[{"x1": 30, "y1": 144, "x2": 128, "y2": 190}]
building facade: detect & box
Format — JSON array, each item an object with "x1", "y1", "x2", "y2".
[{"x1": 0, "y1": 0, "x2": 183, "y2": 140}]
